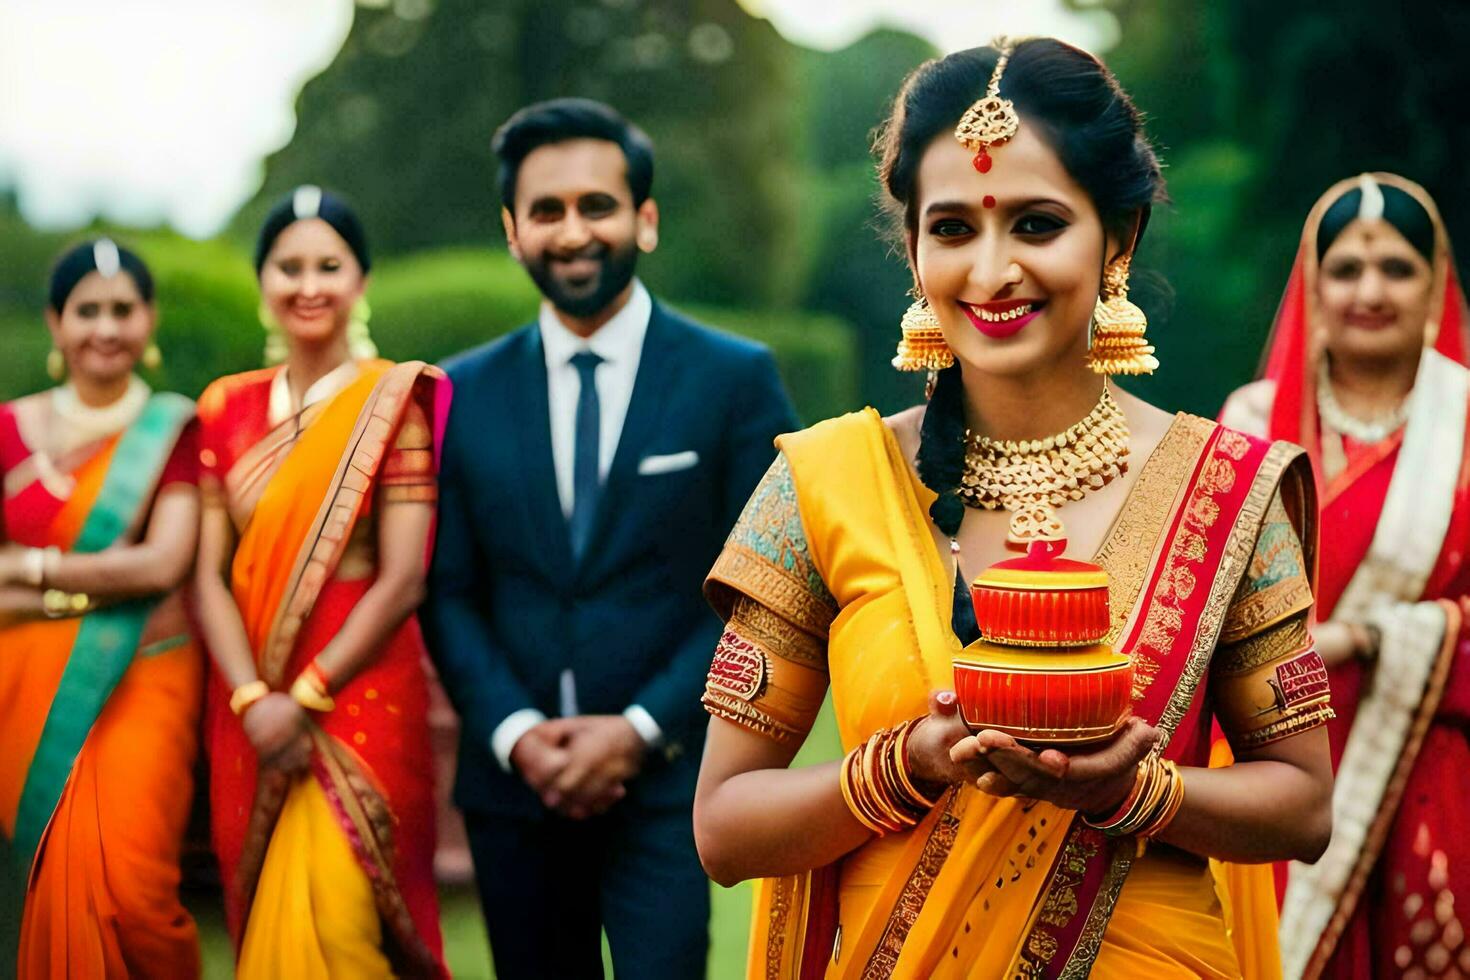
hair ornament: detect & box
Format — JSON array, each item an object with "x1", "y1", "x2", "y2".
[
  {"x1": 292, "y1": 184, "x2": 323, "y2": 221},
  {"x1": 92, "y1": 238, "x2": 121, "y2": 278},
  {"x1": 954, "y1": 40, "x2": 1020, "y2": 174},
  {"x1": 1356, "y1": 174, "x2": 1385, "y2": 223}
]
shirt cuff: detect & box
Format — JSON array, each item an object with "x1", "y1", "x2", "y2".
[
  {"x1": 491, "y1": 708, "x2": 549, "y2": 773},
  {"x1": 623, "y1": 704, "x2": 664, "y2": 749}
]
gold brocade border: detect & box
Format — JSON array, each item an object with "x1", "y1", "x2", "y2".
[
  {"x1": 707, "y1": 546, "x2": 836, "y2": 639},
  {"x1": 1094, "y1": 414, "x2": 1216, "y2": 643},
  {"x1": 860, "y1": 790, "x2": 963, "y2": 980},
  {"x1": 765, "y1": 874, "x2": 800, "y2": 980},
  {"x1": 1156, "y1": 440, "x2": 1303, "y2": 742},
  {"x1": 1057, "y1": 846, "x2": 1134, "y2": 980}
]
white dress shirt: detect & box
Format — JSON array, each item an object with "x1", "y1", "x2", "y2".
[{"x1": 490, "y1": 280, "x2": 664, "y2": 772}]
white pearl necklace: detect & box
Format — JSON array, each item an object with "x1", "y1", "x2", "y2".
[{"x1": 1315, "y1": 360, "x2": 1409, "y2": 444}]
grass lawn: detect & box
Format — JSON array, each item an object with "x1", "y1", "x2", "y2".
[{"x1": 192, "y1": 701, "x2": 841, "y2": 977}]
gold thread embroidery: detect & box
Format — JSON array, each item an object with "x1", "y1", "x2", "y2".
[
  {"x1": 1157, "y1": 442, "x2": 1304, "y2": 741},
  {"x1": 732, "y1": 597, "x2": 828, "y2": 668},
  {"x1": 1094, "y1": 415, "x2": 1216, "y2": 643},
  {"x1": 1219, "y1": 577, "x2": 1314, "y2": 644},
  {"x1": 1234, "y1": 704, "x2": 1336, "y2": 749},
  {"x1": 860, "y1": 791, "x2": 963, "y2": 979},
  {"x1": 1216, "y1": 612, "x2": 1312, "y2": 673}
]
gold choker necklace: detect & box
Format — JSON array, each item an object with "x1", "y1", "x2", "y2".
[{"x1": 959, "y1": 380, "x2": 1130, "y2": 545}]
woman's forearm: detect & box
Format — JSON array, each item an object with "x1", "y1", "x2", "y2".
[
  {"x1": 0, "y1": 585, "x2": 45, "y2": 624},
  {"x1": 194, "y1": 570, "x2": 261, "y2": 690},
  {"x1": 41, "y1": 488, "x2": 200, "y2": 599},
  {"x1": 694, "y1": 760, "x2": 872, "y2": 887},
  {"x1": 1154, "y1": 758, "x2": 1331, "y2": 863},
  {"x1": 309, "y1": 570, "x2": 424, "y2": 689}
]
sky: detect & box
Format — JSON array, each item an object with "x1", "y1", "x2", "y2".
[{"x1": 0, "y1": 1, "x2": 1113, "y2": 238}]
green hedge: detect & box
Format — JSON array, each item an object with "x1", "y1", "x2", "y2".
[{"x1": 2, "y1": 239, "x2": 859, "y2": 427}]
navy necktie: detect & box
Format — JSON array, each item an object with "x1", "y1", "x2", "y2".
[{"x1": 568, "y1": 351, "x2": 604, "y2": 559}]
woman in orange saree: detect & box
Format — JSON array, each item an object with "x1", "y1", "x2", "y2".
[
  {"x1": 0, "y1": 239, "x2": 201, "y2": 979},
  {"x1": 195, "y1": 187, "x2": 449, "y2": 978},
  {"x1": 693, "y1": 40, "x2": 1335, "y2": 979},
  {"x1": 1222, "y1": 173, "x2": 1470, "y2": 979}
]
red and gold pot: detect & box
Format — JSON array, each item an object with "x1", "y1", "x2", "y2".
[{"x1": 953, "y1": 542, "x2": 1133, "y2": 746}]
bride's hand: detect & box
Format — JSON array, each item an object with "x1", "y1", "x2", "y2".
[
  {"x1": 906, "y1": 690, "x2": 997, "y2": 788},
  {"x1": 949, "y1": 716, "x2": 1160, "y2": 815}
]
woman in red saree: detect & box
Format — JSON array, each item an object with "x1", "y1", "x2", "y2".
[
  {"x1": 1222, "y1": 173, "x2": 1470, "y2": 979},
  {"x1": 0, "y1": 240, "x2": 201, "y2": 978},
  {"x1": 694, "y1": 40, "x2": 1334, "y2": 979},
  {"x1": 195, "y1": 187, "x2": 450, "y2": 978}
]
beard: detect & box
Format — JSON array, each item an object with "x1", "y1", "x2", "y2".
[{"x1": 524, "y1": 238, "x2": 640, "y2": 319}]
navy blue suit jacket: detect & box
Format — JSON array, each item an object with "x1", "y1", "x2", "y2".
[{"x1": 423, "y1": 301, "x2": 798, "y2": 818}]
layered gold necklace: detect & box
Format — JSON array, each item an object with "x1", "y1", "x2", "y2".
[{"x1": 959, "y1": 379, "x2": 1130, "y2": 545}]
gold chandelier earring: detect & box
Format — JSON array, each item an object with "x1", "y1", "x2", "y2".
[
  {"x1": 141, "y1": 343, "x2": 163, "y2": 370},
  {"x1": 1086, "y1": 255, "x2": 1158, "y2": 376},
  {"x1": 892, "y1": 288, "x2": 954, "y2": 372},
  {"x1": 46, "y1": 348, "x2": 66, "y2": 381}
]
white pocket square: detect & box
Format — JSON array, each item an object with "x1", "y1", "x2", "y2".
[{"x1": 638, "y1": 450, "x2": 700, "y2": 476}]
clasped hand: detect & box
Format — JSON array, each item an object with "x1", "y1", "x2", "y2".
[
  {"x1": 907, "y1": 690, "x2": 1159, "y2": 816},
  {"x1": 511, "y1": 715, "x2": 647, "y2": 820},
  {"x1": 243, "y1": 693, "x2": 313, "y2": 774}
]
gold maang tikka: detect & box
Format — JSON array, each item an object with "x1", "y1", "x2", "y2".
[
  {"x1": 1086, "y1": 255, "x2": 1158, "y2": 376},
  {"x1": 954, "y1": 42, "x2": 1020, "y2": 174}
]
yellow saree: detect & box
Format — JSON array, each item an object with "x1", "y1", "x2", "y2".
[{"x1": 705, "y1": 409, "x2": 1325, "y2": 979}]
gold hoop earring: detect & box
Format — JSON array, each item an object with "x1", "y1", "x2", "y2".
[
  {"x1": 1086, "y1": 255, "x2": 1158, "y2": 376},
  {"x1": 141, "y1": 343, "x2": 162, "y2": 370},
  {"x1": 892, "y1": 290, "x2": 954, "y2": 372},
  {"x1": 46, "y1": 348, "x2": 66, "y2": 382}
]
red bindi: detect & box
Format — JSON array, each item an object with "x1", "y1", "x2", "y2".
[{"x1": 982, "y1": 195, "x2": 996, "y2": 209}]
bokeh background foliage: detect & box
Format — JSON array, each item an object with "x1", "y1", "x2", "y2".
[{"x1": 1, "y1": 0, "x2": 1467, "y2": 975}]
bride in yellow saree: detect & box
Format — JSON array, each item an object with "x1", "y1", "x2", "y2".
[{"x1": 694, "y1": 39, "x2": 1335, "y2": 980}]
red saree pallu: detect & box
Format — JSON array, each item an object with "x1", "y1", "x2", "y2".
[
  {"x1": 0, "y1": 393, "x2": 201, "y2": 980},
  {"x1": 199, "y1": 360, "x2": 449, "y2": 978}
]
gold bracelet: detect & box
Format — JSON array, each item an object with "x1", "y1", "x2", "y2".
[
  {"x1": 289, "y1": 672, "x2": 335, "y2": 712},
  {"x1": 229, "y1": 680, "x2": 271, "y2": 717}
]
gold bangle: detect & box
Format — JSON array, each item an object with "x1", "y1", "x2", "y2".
[
  {"x1": 289, "y1": 673, "x2": 335, "y2": 712},
  {"x1": 230, "y1": 680, "x2": 270, "y2": 717}
]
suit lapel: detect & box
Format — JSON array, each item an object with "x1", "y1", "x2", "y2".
[
  {"x1": 577, "y1": 304, "x2": 679, "y2": 580},
  {"x1": 512, "y1": 327, "x2": 576, "y2": 577}
]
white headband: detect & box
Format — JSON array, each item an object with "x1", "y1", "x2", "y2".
[
  {"x1": 1356, "y1": 174, "x2": 1385, "y2": 223},
  {"x1": 292, "y1": 184, "x2": 323, "y2": 220},
  {"x1": 92, "y1": 238, "x2": 121, "y2": 278}
]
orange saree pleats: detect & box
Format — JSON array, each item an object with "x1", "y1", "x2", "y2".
[{"x1": 17, "y1": 635, "x2": 202, "y2": 980}]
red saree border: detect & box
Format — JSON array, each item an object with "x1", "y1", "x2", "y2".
[
  {"x1": 1017, "y1": 428, "x2": 1300, "y2": 979},
  {"x1": 1303, "y1": 598, "x2": 1462, "y2": 977}
]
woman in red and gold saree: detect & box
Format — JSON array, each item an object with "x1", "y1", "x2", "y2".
[
  {"x1": 1222, "y1": 173, "x2": 1470, "y2": 979},
  {"x1": 0, "y1": 240, "x2": 201, "y2": 979},
  {"x1": 195, "y1": 188, "x2": 450, "y2": 978},
  {"x1": 694, "y1": 40, "x2": 1334, "y2": 979}
]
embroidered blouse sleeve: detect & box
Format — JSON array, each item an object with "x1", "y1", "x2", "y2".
[
  {"x1": 1212, "y1": 490, "x2": 1334, "y2": 751},
  {"x1": 702, "y1": 452, "x2": 837, "y2": 745}
]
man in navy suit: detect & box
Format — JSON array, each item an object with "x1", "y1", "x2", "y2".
[{"x1": 423, "y1": 98, "x2": 797, "y2": 979}]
